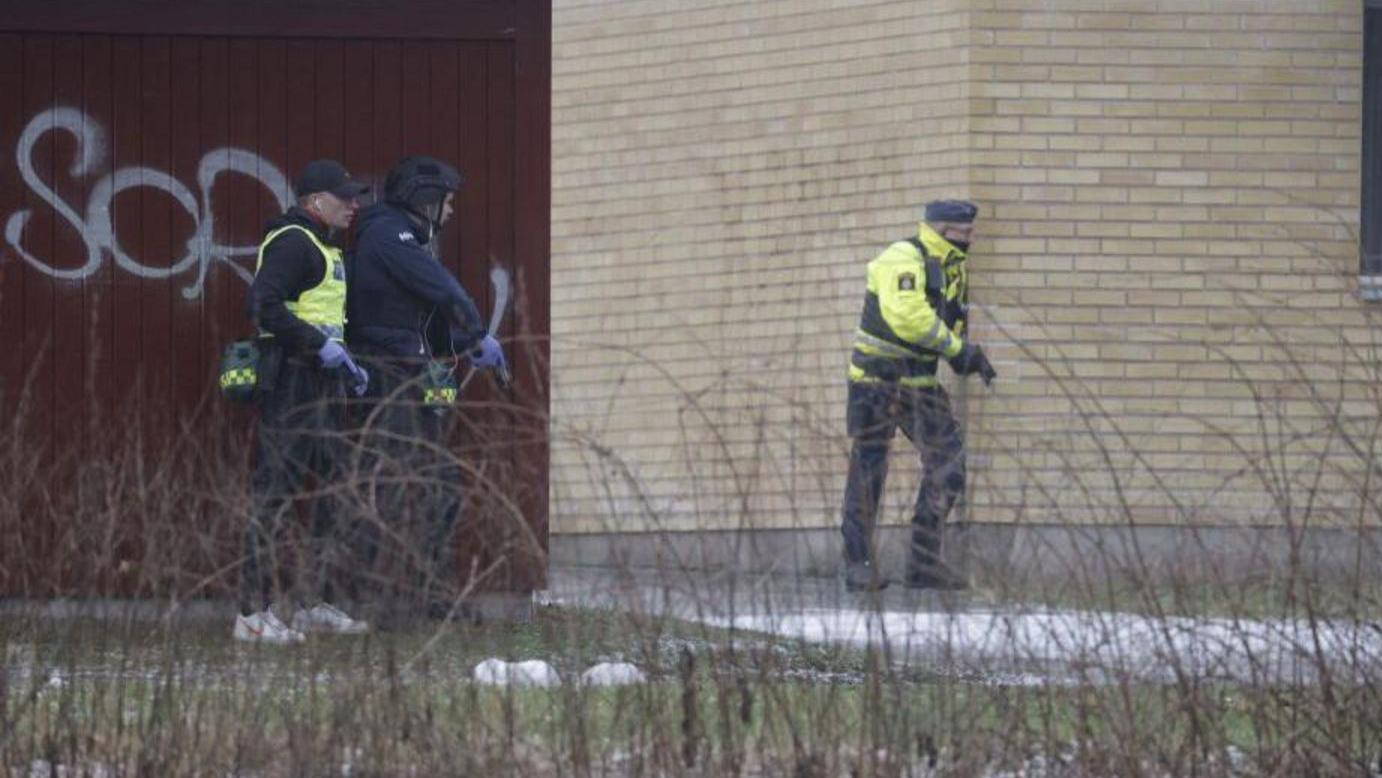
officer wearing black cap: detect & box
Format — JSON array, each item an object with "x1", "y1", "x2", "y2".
[
  {"x1": 840, "y1": 199, "x2": 997, "y2": 592},
  {"x1": 345, "y1": 155, "x2": 500, "y2": 621},
  {"x1": 236, "y1": 159, "x2": 372, "y2": 643}
]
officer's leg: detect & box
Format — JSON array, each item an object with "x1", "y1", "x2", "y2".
[
  {"x1": 899, "y1": 386, "x2": 967, "y2": 584},
  {"x1": 840, "y1": 382, "x2": 897, "y2": 565},
  {"x1": 360, "y1": 363, "x2": 435, "y2": 622},
  {"x1": 395, "y1": 386, "x2": 435, "y2": 613},
  {"x1": 350, "y1": 360, "x2": 414, "y2": 605},
  {"x1": 304, "y1": 371, "x2": 349, "y2": 606},
  {"x1": 332, "y1": 390, "x2": 376, "y2": 607},
  {"x1": 417, "y1": 408, "x2": 462, "y2": 615},
  {"x1": 241, "y1": 363, "x2": 315, "y2": 615},
  {"x1": 345, "y1": 357, "x2": 388, "y2": 576}
]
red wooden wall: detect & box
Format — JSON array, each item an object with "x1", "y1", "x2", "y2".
[{"x1": 0, "y1": 0, "x2": 550, "y2": 597}]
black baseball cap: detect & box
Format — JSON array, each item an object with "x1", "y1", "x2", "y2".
[
  {"x1": 925, "y1": 199, "x2": 979, "y2": 223},
  {"x1": 294, "y1": 159, "x2": 370, "y2": 199}
]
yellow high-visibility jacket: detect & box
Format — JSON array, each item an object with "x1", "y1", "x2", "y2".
[
  {"x1": 848, "y1": 223, "x2": 969, "y2": 387},
  {"x1": 254, "y1": 224, "x2": 347, "y2": 343}
]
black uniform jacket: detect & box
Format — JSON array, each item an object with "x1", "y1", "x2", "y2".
[{"x1": 346, "y1": 202, "x2": 485, "y2": 360}]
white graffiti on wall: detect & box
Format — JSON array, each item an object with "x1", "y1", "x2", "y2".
[{"x1": 4, "y1": 107, "x2": 292, "y2": 299}]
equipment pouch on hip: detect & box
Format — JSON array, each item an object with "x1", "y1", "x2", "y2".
[
  {"x1": 218, "y1": 339, "x2": 260, "y2": 403},
  {"x1": 422, "y1": 360, "x2": 458, "y2": 408}
]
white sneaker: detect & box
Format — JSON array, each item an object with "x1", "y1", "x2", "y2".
[
  {"x1": 291, "y1": 603, "x2": 369, "y2": 635},
  {"x1": 234, "y1": 610, "x2": 306, "y2": 645}
]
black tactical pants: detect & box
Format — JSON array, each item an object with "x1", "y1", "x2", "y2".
[
  {"x1": 350, "y1": 357, "x2": 463, "y2": 618},
  {"x1": 241, "y1": 356, "x2": 350, "y2": 614},
  {"x1": 840, "y1": 382, "x2": 966, "y2": 569}
]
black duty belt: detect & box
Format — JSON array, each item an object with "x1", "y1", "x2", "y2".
[{"x1": 851, "y1": 349, "x2": 938, "y2": 380}]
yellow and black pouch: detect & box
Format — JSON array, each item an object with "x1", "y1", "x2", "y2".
[
  {"x1": 422, "y1": 360, "x2": 458, "y2": 409},
  {"x1": 218, "y1": 339, "x2": 261, "y2": 403}
]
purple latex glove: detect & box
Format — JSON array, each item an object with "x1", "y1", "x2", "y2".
[
  {"x1": 317, "y1": 340, "x2": 350, "y2": 369},
  {"x1": 468, "y1": 334, "x2": 507, "y2": 371},
  {"x1": 319, "y1": 340, "x2": 369, "y2": 396},
  {"x1": 343, "y1": 356, "x2": 369, "y2": 397}
]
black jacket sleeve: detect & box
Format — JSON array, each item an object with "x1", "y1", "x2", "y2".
[
  {"x1": 246, "y1": 230, "x2": 329, "y2": 354},
  {"x1": 377, "y1": 238, "x2": 486, "y2": 349}
]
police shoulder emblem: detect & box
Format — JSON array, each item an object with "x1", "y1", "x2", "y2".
[{"x1": 898, "y1": 272, "x2": 916, "y2": 291}]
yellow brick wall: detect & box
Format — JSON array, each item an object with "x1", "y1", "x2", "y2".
[
  {"x1": 967, "y1": 0, "x2": 1374, "y2": 528},
  {"x1": 551, "y1": 0, "x2": 1380, "y2": 535}
]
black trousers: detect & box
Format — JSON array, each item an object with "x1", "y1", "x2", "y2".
[
  {"x1": 350, "y1": 356, "x2": 463, "y2": 613},
  {"x1": 840, "y1": 382, "x2": 966, "y2": 568},
  {"x1": 240, "y1": 358, "x2": 350, "y2": 614}
]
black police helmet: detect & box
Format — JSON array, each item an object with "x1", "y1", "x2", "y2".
[{"x1": 384, "y1": 155, "x2": 463, "y2": 213}]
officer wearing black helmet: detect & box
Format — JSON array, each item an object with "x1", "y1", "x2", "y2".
[
  {"x1": 840, "y1": 199, "x2": 997, "y2": 593},
  {"x1": 347, "y1": 156, "x2": 497, "y2": 363},
  {"x1": 346, "y1": 155, "x2": 503, "y2": 620}
]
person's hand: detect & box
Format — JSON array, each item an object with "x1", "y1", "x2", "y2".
[
  {"x1": 320, "y1": 341, "x2": 369, "y2": 395},
  {"x1": 343, "y1": 356, "x2": 369, "y2": 397},
  {"x1": 468, "y1": 334, "x2": 506, "y2": 371},
  {"x1": 949, "y1": 343, "x2": 997, "y2": 386},
  {"x1": 318, "y1": 340, "x2": 350, "y2": 369},
  {"x1": 976, "y1": 351, "x2": 997, "y2": 386}
]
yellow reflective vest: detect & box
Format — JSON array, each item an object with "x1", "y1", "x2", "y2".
[
  {"x1": 254, "y1": 224, "x2": 347, "y2": 342},
  {"x1": 848, "y1": 223, "x2": 969, "y2": 387}
]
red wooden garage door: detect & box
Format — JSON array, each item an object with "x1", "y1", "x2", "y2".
[{"x1": 0, "y1": 0, "x2": 550, "y2": 597}]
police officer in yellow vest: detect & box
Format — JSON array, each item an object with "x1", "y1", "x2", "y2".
[
  {"x1": 841, "y1": 199, "x2": 997, "y2": 592},
  {"x1": 236, "y1": 160, "x2": 372, "y2": 644}
]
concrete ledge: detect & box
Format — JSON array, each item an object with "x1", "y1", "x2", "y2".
[
  {"x1": 0, "y1": 592, "x2": 535, "y2": 624},
  {"x1": 551, "y1": 523, "x2": 1382, "y2": 586}
]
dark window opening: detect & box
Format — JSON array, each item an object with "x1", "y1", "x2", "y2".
[{"x1": 1362, "y1": 3, "x2": 1382, "y2": 276}]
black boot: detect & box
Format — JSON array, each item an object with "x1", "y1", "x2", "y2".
[
  {"x1": 844, "y1": 560, "x2": 890, "y2": 592},
  {"x1": 904, "y1": 561, "x2": 969, "y2": 591},
  {"x1": 907, "y1": 525, "x2": 968, "y2": 590}
]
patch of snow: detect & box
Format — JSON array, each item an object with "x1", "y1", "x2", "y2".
[
  {"x1": 714, "y1": 607, "x2": 1382, "y2": 684},
  {"x1": 581, "y1": 662, "x2": 646, "y2": 686},
  {"x1": 533, "y1": 589, "x2": 563, "y2": 607},
  {"x1": 472, "y1": 658, "x2": 561, "y2": 687}
]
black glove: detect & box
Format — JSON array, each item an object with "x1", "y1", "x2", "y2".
[{"x1": 949, "y1": 343, "x2": 997, "y2": 387}]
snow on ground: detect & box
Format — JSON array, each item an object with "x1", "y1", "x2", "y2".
[
  {"x1": 580, "y1": 661, "x2": 647, "y2": 686},
  {"x1": 547, "y1": 566, "x2": 1382, "y2": 685},
  {"x1": 712, "y1": 605, "x2": 1382, "y2": 684},
  {"x1": 472, "y1": 658, "x2": 561, "y2": 687}
]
